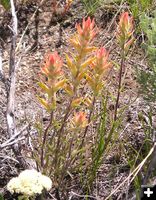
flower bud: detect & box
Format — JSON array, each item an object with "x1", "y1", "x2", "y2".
[
  {"x1": 116, "y1": 12, "x2": 134, "y2": 49},
  {"x1": 72, "y1": 111, "x2": 87, "y2": 128}
]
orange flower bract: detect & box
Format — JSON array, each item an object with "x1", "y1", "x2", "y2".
[
  {"x1": 71, "y1": 17, "x2": 97, "y2": 48},
  {"x1": 41, "y1": 52, "x2": 63, "y2": 79},
  {"x1": 73, "y1": 111, "x2": 87, "y2": 128},
  {"x1": 117, "y1": 12, "x2": 134, "y2": 48},
  {"x1": 76, "y1": 17, "x2": 96, "y2": 39},
  {"x1": 92, "y1": 47, "x2": 111, "y2": 75},
  {"x1": 119, "y1": 12, "x2": 133, "y2": 31},
  {"x1": 39, "y1": 51, "x2": 64, "y2": 111}
]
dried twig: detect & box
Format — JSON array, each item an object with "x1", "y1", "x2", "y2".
[
  {"x1": 0, "y1": 49, "x2": 3, "y2": 77},
  {"x1": 0, "y1": 49, "x2": 8, "y2": 92},
  {"x1": 0, "y1": 137, "x2": 25, "y2": 150},
  {"x1": 6, "y1": 0, "x2": 28, "y2": 168},
  {"x1": 69, "y1": 191, "x2": 98, "y2": 200},
  {"x1": 0, "y1": 155, "x2": 19, "y2": 163},
  {"x1": 7, "y1": 0, "x2": 18, "y2": 138},
  {"x1": 0, "y1": 124, "x2": 28, "y2": 150},
  {"x1": 142, "y1": 129, "x2": 156, "y2": 185}
]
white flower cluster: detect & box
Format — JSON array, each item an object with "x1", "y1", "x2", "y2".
[{"x1": 7, "y1": 169, "x2": 52, "y2": 197}]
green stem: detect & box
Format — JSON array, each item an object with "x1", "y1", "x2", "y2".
[
  {"x1": 53, "y1": 48, "x2": 86, "y2": 170},
  {"x1": 82, "y1": 96, "x2": 96, "y2": 145},
  {"x1": 53, "y1": 98, "x2": 73, "y2": 169},
  {"x1": 70, "y1": 96, "x2": 96, "y2": 167}
]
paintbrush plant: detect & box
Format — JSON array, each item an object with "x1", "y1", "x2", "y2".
[{"x1": 32, "y1": 17, "x2": 112, "y2": 198}]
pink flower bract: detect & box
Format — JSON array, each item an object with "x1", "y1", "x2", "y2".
[
  {"x1": 41, "y1": 52, "x2": 63, "y2": 78},
  {"x1": 117, "y1": 12, "x2": 133, "y2": 42},
  {"x1": 76, "y1": 17, "x2": 97, "y2": 43},
  {"x1": 92, "y1": 47, "x2": 111, "y2": 75},
  {"x1": 73, "y1": 111, "x2": 87, "y2": 128}
]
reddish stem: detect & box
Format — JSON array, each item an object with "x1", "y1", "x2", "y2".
[
  {"x1": 114, "y1": 49, "x2": 125, "y2": 122},
  {"x1": 41, "y1": 111, "x2": 53, "y2": 168}
]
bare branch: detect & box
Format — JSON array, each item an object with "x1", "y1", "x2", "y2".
[
  {"x1": 0, "y1": 155, "x2": 19, "y2": 163},
  {"x1": 0, "y1": 124, "x2": 29, "y2": 150},
  {"x1": 0, "y1": 49, "x2": 2, "y2": 73},
  {"x1": 7, "y1": 0, "x2": 18, "y2": 139},
  {"x1": 5, "y1": 0, "x2": 28, "y2": 168},
  {"x1": 0, "y1": 49, "x2": 6, "y2": 83},
  {"x1": 0, "y1": 137, "x2": 25, "y2": 150}
]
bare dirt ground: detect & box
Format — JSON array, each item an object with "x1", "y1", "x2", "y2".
[{"x1": 0, "y1": 0, "x2": 152, "y2": 199}]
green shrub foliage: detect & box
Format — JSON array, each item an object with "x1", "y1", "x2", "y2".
[
  {"x1": 0, "y1": 0, "x2": 10, "y2": 10},
  {"x1": 137, "y1": 11, "x2": 156, "y2": 101},
  {"x1": 127, "y1": 0, "x2": 154, "y2": 18}
]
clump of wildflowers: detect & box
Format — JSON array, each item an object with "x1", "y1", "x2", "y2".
[
  {"x1": 7, "y1": 169, "x2": 52, "y2": 198},
  {"x1": 36, "y1": 16, "x2": 112, "y2": 191}
]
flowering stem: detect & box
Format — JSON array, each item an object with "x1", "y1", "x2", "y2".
[
  {"x1": 84, "y1": 97, "x2": 95, "y2": 137},
  {"x1": 69, "y1": 97, "x2": 96, "y2": 168},
  {"x1": 53, "y1": 51, "x2": 85, "y2": 169},
  {"x1": 58, "y1": 136, "x2": 74, "y2": 186},
  {"x1": 114, "y1": 48, "x2": 125, "y2": 122},
  {"x1": 80, "y1": 96, "x2": 96, "y2": 149},
  {"x1": 53, "y1": 98, "x2": 73, "y2": 168},
  {"x1": 41, "y1": 111, "x2": 53, "y2": 168}
]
